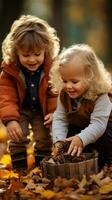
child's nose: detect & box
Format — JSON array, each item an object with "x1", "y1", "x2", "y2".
[
  {"x1": 29, "y1": 56, "x2": 35, "y2": 62},
  {"x1": 66, "y1": 82, "x2": 73, "y2": 89}
]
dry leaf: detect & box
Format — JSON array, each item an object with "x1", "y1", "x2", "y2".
[
  {"x1": 40, "y1": 190, "x2": 56, "y2": 199},
  {"x1": 79, "y1": 175, "x2": 87, "y2": 188},
  {"x1": 80, "y1": 195, "x2": 99, "y2": 200},
  {"x1": 47, "y1": 158, "x2": 55, "y2": 164},
  {"x1": 0, "y1": 154, "x2": 12, "y2": 169},
  {"x1": 34, "y1": 185, "x2": 44, "y2": 193},
  {"x1": 99, "y1": 182, "x2": 112, "y2": 194},
  {"x1": 0, "y1": 170, "x2": 18, "y2": 179},
  {"x1": 90, "y1": 170, "x2": 104, "y2": 186},
  {"x1": 99, "y1": 177, "x2": 112, "y2": 186},
  {"x1": 29, "y1": 167, "x2": 41, "y2": 176},
  {"x1": 19, "y1": 188, "x2": 35, "y2": 199}
]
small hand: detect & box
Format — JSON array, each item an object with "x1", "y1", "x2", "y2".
[
  {"x1": 6, "y1": 121, "x2": 23, "y2": 141},
  {"x1": 44, "y1": 113, "x2": 53, "y2": 128},
  {"x1": 66, "y1": 135, "x2": 83, "y2": 156}
]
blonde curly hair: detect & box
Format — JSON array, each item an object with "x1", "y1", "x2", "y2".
[
  {"x1": 2, "y1": 15, "x2": 60, "y2": 65},
  {"x1": 50, "y1": 44, "x2": 112, "y2": 100}
]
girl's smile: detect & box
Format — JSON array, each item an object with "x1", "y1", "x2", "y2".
[{"x1": 60, "y1": 56, "x2": 89, "y2": 98}]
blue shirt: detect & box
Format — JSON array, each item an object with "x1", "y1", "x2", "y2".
[{"x1": 21, "y1": 65, "x2": 43, "y2": 112}]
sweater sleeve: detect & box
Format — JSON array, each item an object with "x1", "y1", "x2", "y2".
[
  {"x1": 78, "y1": 94, "x2": 112, "y2": 146},
  {"x1": 52, "y1": 95, "x2": 68, "y2": 143},
  {"x1": 0, "y1": 71, "x2": 20, "y2": 123}
]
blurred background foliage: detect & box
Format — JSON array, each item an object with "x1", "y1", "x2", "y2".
[{"x1": 0, "y1": 0, "x2": 112, "y2": 70}]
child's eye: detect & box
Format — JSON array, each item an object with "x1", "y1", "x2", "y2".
[
  {"x1": 35, "y1": 53, "x2": 41, "y2": 56},
  {"x1": 23, "y1": 54, "x2": 29, "y2": 57},
  {"x1": 63, "y1": 80, "x2": 67, "y2": 83},
  {"x1": 72, "y1": 80, "x2": 78, "y2": 84}
]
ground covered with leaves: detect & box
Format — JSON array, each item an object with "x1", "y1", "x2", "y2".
[{"x1": 0, "y1": 165, "x2": 112, "y2": 200}]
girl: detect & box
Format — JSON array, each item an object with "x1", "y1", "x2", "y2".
[
  {"x1": 0, "y1": 15, "x2": 60, "y2": 157},
  {"x1": 50, "y1": 44, "x2": 112, "y2": 167}
]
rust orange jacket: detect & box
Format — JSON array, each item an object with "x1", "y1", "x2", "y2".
[{"x1": 0, "y1": 62, "x2": 57, "y2": 124}]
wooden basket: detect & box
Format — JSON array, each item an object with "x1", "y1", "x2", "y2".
[{"x1": 41, "y1": 152, "x2": 98, "y2": 180}]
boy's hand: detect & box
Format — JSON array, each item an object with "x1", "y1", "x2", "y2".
[
  {"x1": 44, "y1": 113, "x2": 53, "y2": 128},
  {"x1": 6, "y1": 121, "x2": 23, "y2": 141},
  {"x1": 66, "y1": 135, "x2": 83, "y2": 156}
]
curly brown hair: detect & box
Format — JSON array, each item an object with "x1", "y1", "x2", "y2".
[{"x1": 2, "y1": 15, "x2": 60, "y2": 65}]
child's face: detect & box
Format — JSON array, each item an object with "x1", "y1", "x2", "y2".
[
  {"x1": 60, "y1": 56, "x2": 90, "y2": 98},
  {"x1": 17, "y1": 48, "x2": 45, "y2": 71}
]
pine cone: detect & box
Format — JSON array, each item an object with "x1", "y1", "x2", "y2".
[{"x1": 57, "y1": 141, "x2": 70, "y2": 155}]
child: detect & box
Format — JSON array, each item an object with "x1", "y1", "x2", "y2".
[
  {"x1": 0, "y1": 15, "x2": 60, "y2": 158},
  {"x1": 50, "y1": 44, "x2": 112, "y2": 167}
]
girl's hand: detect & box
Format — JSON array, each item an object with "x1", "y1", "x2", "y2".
[
  {"x1": 44, "y1": 113, "x2": 53, "y2": 128},
  {"x1": 6, "y1": 121, "x2": 23, "y2": 141},
  {"x1": 66, "y1": 135, "x2": 83, "y2": 156}
]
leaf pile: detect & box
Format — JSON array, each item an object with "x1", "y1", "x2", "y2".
[{"x1": 1, "y1": 165, "x2": 112, "y2": 200}]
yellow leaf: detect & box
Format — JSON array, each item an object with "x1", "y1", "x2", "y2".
[
  {"x1": 9, "y1": 170, "x2": 19, "y2": 178},
  {"x1": 0, "y1": 154, "x2": 12, "y2": 167},
  {"x1": 0, "y1": 170, "x2": 18, "y2": 179},
  {"x1": 40, "y1": 190, "x2": 56, "y2": 199},
  {"x1": 99, "y1": 182, "x2": 112, "y2": 194},
  {"x1": 29, "y1": 167, "x2": 41, "y2": 176}
]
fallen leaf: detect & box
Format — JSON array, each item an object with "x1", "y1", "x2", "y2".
[
  {"x1": 40, "y1": 190, "x2": 56, "y2": 199},
  {"x1": 0, "y1": 170, "x2": 18, "y2": 179},
  {"x1": 99, "y1": 182, "x2": 112, "y2": 194}
]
